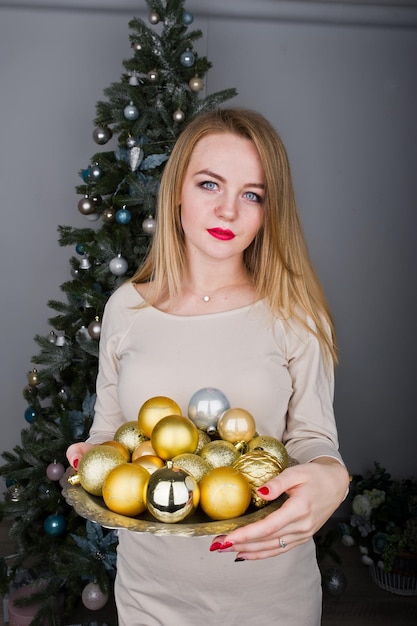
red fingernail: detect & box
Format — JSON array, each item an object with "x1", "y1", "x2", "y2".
[
  {"x1": 73, "y1": 458, "x2": 79, "y2": 469},
  {"x1": 210, "y1": 542, "x2": 223, "y2": 552},
  {"x1": 219, "y1": 541, "x2": 233, "y2": 550},
  {"x1": 258, "y1": 486, "x2": 269, "y2": 495}
]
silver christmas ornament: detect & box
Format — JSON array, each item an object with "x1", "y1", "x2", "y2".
[
  {"x1": 147, "y1": 69, "x2": 158, "y2": 82},
  {"x1": 78, "y1": 195, "x2": 95, "y2": 216},
  {"x1": 146, "y1": 462, "x2": 199, "y2": 523},
  {"x1": 81, "y1": 582, "x2": 109, "y2": 611},
  {"x1": 129, "y1": 72, "x2": 140, "y2": 86},
  {"x1": 55, "y1": 331, "x2": 66, "y2": 347},
  {"x1": 126, "y1": 136, "x2": 137, "y2": 148},
  {"x1": 188, "y1": 387, "x2": 231, "y2": 433},
  {"x1": 148, "y1": 10, "x2": 160, "y2": 25},
  {"x1": 92, "y1": 126, "x2": 112, "y2": 145},
  {"x1": 173, "y1": 109, "x2": 185, "y2": 123},
  {"x1": 88, "y1": 317, "x2": 101, "y2": 340},
  {"x1": 129, "y1": 146, "x2": 144, "y2": 172},
  {"x1": 124, "y1": 101, "x2": 139, "y2": 121},
  {"x1": 180, "y1": 50, "x2": 195, "y2": 67},
  {"x1": 89, "y1": 163, "x2": 102, "y2": 180},
  {"x1": 131, "y1": 41, "x2": 142, "y2": 53},
  {"x1": 102, "y1": 207, "x2": 115, "y2": 223},
  {"x1": 109, "y1": 254, "x2": 128, "y2": 276},
  {"x1": 79, "y1": 256, "x2": 91, "y2": 270},
  {"x1": 142, "y1": 216, "x2": 156, "y2": 234}
]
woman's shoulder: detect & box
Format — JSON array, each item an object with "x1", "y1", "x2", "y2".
[{"x1": 104, "y1": 280, "x2": 144, "y2": 312}]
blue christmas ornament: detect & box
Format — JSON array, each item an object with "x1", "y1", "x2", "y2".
[
  {"x1": 81, "y1": 168, "x2": 90, "y2": 182},
  {"x1": 24, "y1": 406, "x2": 36, "y2": 424},
  {"x1": 75, "y1": 243, "x2": 85, "y2": 255},
  {"x1": 115, "y1": 207, "x2": 132, "y2": 225},
  {"x1": 44, "y1": 514, "x2": 67, "y2": 536},
  {"x1": 180, "y1": 50, "x2": 195, "y2": 67},
  {"x1": 182, "y1": 11, "x2": 194, "y2": 25},
  {"x1": 124, "y1": 101, "x2": 139, "y2": 121}
]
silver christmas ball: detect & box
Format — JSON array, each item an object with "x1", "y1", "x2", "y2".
[
  {"x1": 147, "y1": 69, "x2": 158, "y2": 82},
  {"x1": 88, "y1": 317, "x2": 101, "y2": 340},
  {"x1": 89, "y1": 163, "x2": 102, "y2": 180},
  {"x1": 126, "y1": 136, "x2": 137, "y2": 148},
  {"x1": 102, "y1": 207, "x2": 115, "y2": 223},
  {"x1": 173, "y1": 109, "x2": 185, "y2": 123},
  {"x1": 92, "y1": 126, "x2": 112, "y2": 145},
  {"x1": 81, "y1": 582, "x2": 109, "y2": 611},
  {"x1": 131, "y1": 42, "x2": 142, "y2": 53},
  {"x1": 124, "y1": 101, "x2": 139, "y2": 121},
  {"x1": 180, "y1": 50, "x2": 195, "y2": 67},
  {"x1": 189, "y1": 76, "x2": 203, "y2": 92},
  {"x1": 142, "y1": 216, "x2": 156, "y2": 234},
  {"x1": 148, "y1": 10, "x2": 160, "y2": 25},
  {"x1": 109, "y1": 255, "x2": 128, "y2": 276},
  {"x1": 78, "y1": 195, "x2": 95, "y2": 215},
  {"x1": 188, "y1": 387, "x2": 230, "y2": 433}
]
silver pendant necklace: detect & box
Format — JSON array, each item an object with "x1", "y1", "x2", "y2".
[{"x1": 203, "y1": 295, "x2": 210, "y2": 302}]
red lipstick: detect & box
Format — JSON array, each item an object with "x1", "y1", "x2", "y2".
[{"x1": 207, "y1": 228, "x2": 235, "y2": 241}]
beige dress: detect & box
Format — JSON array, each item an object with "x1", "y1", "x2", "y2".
[{"x1": 88, "y1": 281, "x2": 343, "y2": 626}]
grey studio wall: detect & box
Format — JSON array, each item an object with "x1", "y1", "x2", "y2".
[{"x1": 0, "y1": 0, "x2": 416, "y2": 491}]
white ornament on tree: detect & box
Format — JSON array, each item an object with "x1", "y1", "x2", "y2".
[{"x1": 81, "y1": 581, "x2": 109, "y2": 611}]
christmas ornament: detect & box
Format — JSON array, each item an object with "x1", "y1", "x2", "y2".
[
  {"x1": 109, "y1": 254, "x2": 128, "y2": 276},
  {"x1": 189, "y1": 75, "x2": 203, "y2": 92},
  {"x1": 148, "y1": 10, "x2": 160, "y2": 25},
  {"x1": 88, "y1": 316, "x2": 101, "y2": 339},
  {"x1": 55, "y1": 330, "x2": 66, "y2": 346},
  {"x1": 88, "y1": 163, "x2": 102, "y2": 180},
  {"x1": 322, "y1": 567, "x2": 348, "y2": 596},
  {"x1": 199, "y1": 440, "x2": 241, "y2": 468},
  {"x1": 199, "y1": 467, "x2": 251, "y2": 520},
  {"x1": 92, "y1": 126, "x2": 112, "y2": 145},
  {"x1": 173, "y1": 109, "x2": 185, "y2": 123},
  {"x1": 81, "y1": 581, "x2": 109, "y2": 611},
  {"x1": 75, "y1": 243, "x2": 85, "y2": 255},
  {"x1": 146, "y1": 461, "x2": 199, "y2": 523},
  {"x1": 57, "y1": 387, "x2": 68, "y2": 402},
  {"x1": 147, "y1": 69, "x2": 158, "y2": 82},
  {"x1": 70, "y1": 444, "x2": 127, "y2": 496},
  {"x1": 188, "y1": 387, "x2": 230, "y2": 433},
  {"x1": 100, "y1": 440, "x2": 131, "y2": 461},
  {"x1": 180, "y1": 50, "x2": 195, "y2": 67},
  {"x1": 102, "y1": 207, "x2": 115, "y2": 223},
  {"x1": 46, "y1": 461, "x2": 65, "y2": 481},
  {"x1": 182, "y1": 11, "x2": 194, "y2": 25},
  {"x1": 48, "y1": 330, "x2": 56, "y2": 343},
  {"x1": 133, "y1": 454, "x2": 165, "y2": 474},
  {"x1": 142, "y1": 216, "x2": 156, "y2": 234},
  {"x1": 151, "y1": 415, "x2": 199, "y2": 460},
  {"x1": 217, "y1": 408, "x2": 256, "y2": 444},
  {"x1": 131, "y1": 439, "x2": 156, "y2": 461},
  {"x1": 129, "y1": 145, "x2": 144, "y2": 171},
  {"x1": 126, "y1": 135, "x2": 137, "y2": 148},
  {"x1": 247, "y1": 435, "x2": 289, "y2": 471},
  {"x1": 78, "y1": 195, "x2": 96, "y2": 216},
  {"x1": 79, "y1": 255, "x2": 91, "y2": 270},
  {"x1": 172, "y1": 453, "x2": 211, "y2": 483},
  {"x1": 124, "y1": 101, "x2": 139, "y2": 121},
  {"x1": 233, "y1": 450, "x2": 284, "y2": 508},
  {"x1": 196, "y1": 428, "x2": 211, "y2": 453},
  {"x1": 131, "y1": 41, "x2": 142, "y2": 53},
  {"x1": 24, "y1": 406, "x2": 36, "y2": 423},
  {"x1": 137, "y1": 395, "x2": 182, "y2": 438},
  {"x1": 114, "y1": 420, "x2": 148, "y2": 454},
  {"x1": 76, "y1": 325, "x2": 91, "y2": 342},
  {"x1": 44, "y1": 513, "x2": 67, "y2": 536},
  {"x1": 27, "y1": 367, "x2": 39, "y2": 386},
  {"x1": 90, "y1": 193, "x2": 103, "y2": 207},
  {"x1": 5, "y1": 483, "x2": 23, "y2": 503},
  {"x1": 85, "y1": 212, "x2": 100, "y2": 222},
  {"x1": 102, "y1": 463, "x2": 149, "y2": 517},
  {"x1": 115, "y1": 206, "x2": 132, "y2": 224}
]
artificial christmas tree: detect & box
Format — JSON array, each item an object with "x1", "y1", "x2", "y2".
[{"x1": 0, "y1": 1, "x2": 236, "y2": 623}]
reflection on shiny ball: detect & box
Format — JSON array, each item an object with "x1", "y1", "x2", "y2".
[{"x1": 188, "y1": 387, "x2": 230, "y2": 433}]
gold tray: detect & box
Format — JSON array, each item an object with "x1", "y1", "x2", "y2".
[{"x1": 60, "y1": 468, "x2": 287, "y2": 537}]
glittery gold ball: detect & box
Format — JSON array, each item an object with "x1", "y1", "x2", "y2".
[
  {"x1": 199, "y1": 440, "x2": 241, "y2": 468},
  {"x1": 217, "y1": 408, "x2": 256, "y2": 443},
  {"x1": 102, "y1": 463, "x2": 150, "y2": 517},
  {"x1": 172, "y1": 453, "x2": 211, "y2": 483},
  {"x1": 199, "y1": 467, "x2": 251, "y2": 520},
  {"x1": 146, "y1": 463, "x2": 200, "y2": 523},
  {"x1": 196, "y1": 429, "x2": 211, "y2": 453},
  {"x1": 132, "y1": 454, "x2": 165, "y2": 474},
  {"x1": 138, "y1": 396, "x2": 182, "y2": 438},
  {"x1": 114, "y1": 421, "x2": 148, "y2": 454},
  {"x1": 234, "y1": 450, "x2": 284, "y2": 508},
  {"x1": 78, "y1": 445, "x2": 127, "y2": 497},
  {"x1": 101, "y1": 440, "x2": 131, "y2": 461},
  {"x1": 247, "y1": 435, "x2": 289, "y2": 471},
  {"x1": 151, "y1": 415, "x2": 199, "y2": 460}
]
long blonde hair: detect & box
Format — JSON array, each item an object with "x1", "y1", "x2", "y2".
[{"x1": 132, "y1": 108, "x2": 337, "y2": 363}]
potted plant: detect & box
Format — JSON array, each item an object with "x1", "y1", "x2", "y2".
[{"x1": 342, "y1": 462, "x2": 417, "y2": 596}]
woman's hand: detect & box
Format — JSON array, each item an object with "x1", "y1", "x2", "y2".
[
  {"x1": 66, "y1": 442, "x2": 94, "y2": 469},
  {"x1": 209, "y1": 457, "x2": 350, "y2": 560}
]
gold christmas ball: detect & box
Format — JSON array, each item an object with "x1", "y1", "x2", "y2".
[
  {"x1": 101, "y1": 440, "x2": 131, "y2": 462},
  {"x1": 133, "y1": 454, "x2": 165, "y2": 474},
  {"x1": 102, "y1": 462, "x2": 149, "y2": 517},
  {"x1": 196, "y1": 429, "x2": 211, "y2": 454},
  {"x1": 217, "y1": 408, "x2": 256, "y2": 444},
  {"x1": 114, "y1": 421, "x2": 148, "y2": 454},
  {"x1": 78, "y1": 445, "x2": 127, "y2": 496},
  {"x1": 146, "y1": 462, "x2": 200, "y2": 523},
  {"x1": 199, "y1": 467, "x2": 251, "y2": 520},
  {"x1": 131, "y1": 440, "x2": 157, "y2": 462},
  {"x1": 199, "y1": 440, "x2": 241, "y2": 468},
  {"x1": 247, "y1": 435, "x2": 289, "y2": 471},
  {"x1": 138, "y1": 396, "x2": 182, "y2": 438},
  {"x1": 172, "y1": 453, "x2": 211, "y2": 483},
  {"x1": 234, "y1": 450, "x2": 284, "y2": 508},
  {"x1": 151, "y1": 415, "x2": 199, "y2": 460}
]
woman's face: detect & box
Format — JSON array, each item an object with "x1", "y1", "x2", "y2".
[{"x1": 180, "y1": 132, "x2": 265, "y2": 265}]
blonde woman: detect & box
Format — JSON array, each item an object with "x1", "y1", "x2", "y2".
[{"x1": 67, "y1": 108, "x2": 349, "y2": 625}]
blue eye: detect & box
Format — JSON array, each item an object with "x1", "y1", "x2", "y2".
[
  {"x1": 244, "y1": 191, "x2": 262, "y2": 203},
  {"x1": 200, "y1": 181, "x2": 217, "y2": 190}
]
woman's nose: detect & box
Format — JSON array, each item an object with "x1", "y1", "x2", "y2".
[{"x1": 214, "y1": 195, "x2": 238, "y2": 220}]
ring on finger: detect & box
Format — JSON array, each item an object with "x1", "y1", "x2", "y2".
[{"x1": 279, "y1": 538, "x2": 287, "y2": 549}]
